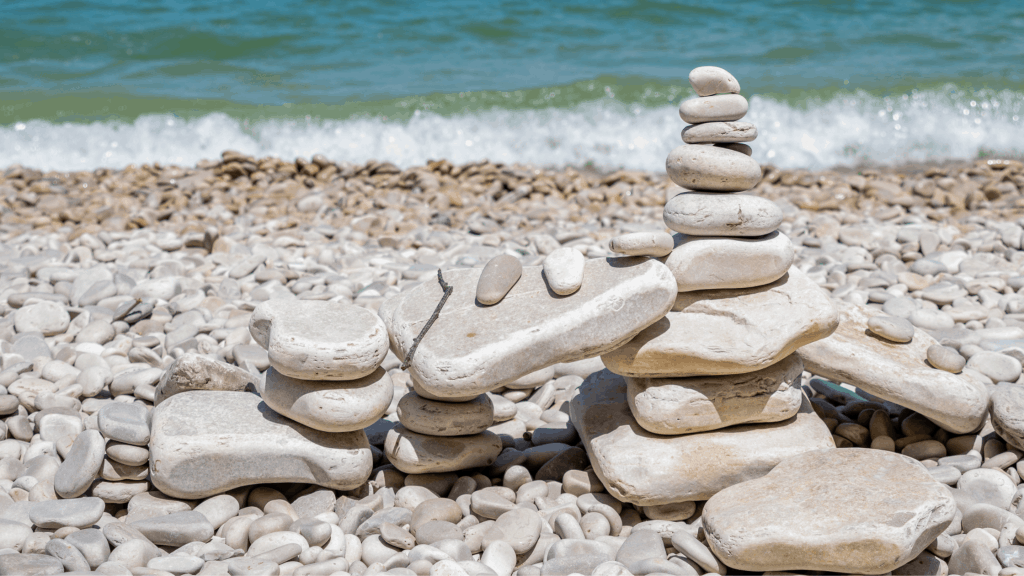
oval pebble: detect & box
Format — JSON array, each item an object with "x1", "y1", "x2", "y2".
[
  {"x1": 608, "y1": 232, "x2": 674, "y2": 257},
  {"x1": 542, "y1": 247, "x2": 585, "y2": 296},
  {"x1": 866, "y1": 316, "x2": 915, "y2": 343},
  {"x1": 666, "y1": 145, "x2": 762, "y2": 192},
  {"x1": 477, "y1": 255, "x2": 522, "y2": 306},
  {"x1": 689, "y1": 66, "x2": 740, "y2": 96},
  {"x1": 678, "y1": 93, "x2": 748, "y2": 124}
]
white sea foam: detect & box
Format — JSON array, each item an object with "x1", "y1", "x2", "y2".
[{"x1": 3, "y1": 86, "x2": 1023, "y2": 172}]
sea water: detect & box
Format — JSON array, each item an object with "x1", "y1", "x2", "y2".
[{"x1": 2, "y1": 0, "x2": 1023, "y2": 171}]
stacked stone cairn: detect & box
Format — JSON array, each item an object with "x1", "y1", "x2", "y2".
[{"x1": 573, "y1": 66, "x2": 842, "y2": 514}]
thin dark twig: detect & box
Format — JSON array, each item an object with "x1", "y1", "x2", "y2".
[{"x1": 401, "y1": 269, "x2": 453, "y2": 370}]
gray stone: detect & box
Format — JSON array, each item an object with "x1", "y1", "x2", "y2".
[
  {"x1": 155, "y1": 353, "x2": 255, "y2": 405},
  {"x1": 477, "y1": 254, "x2": 522, "y2": 306},
  {"x1": 130, "y1": 510, "x2": 215, "y2": 546},
  {"x1": 64, "y1": 528, "x2": 111, "y2": 569},
  {"x1": 259, "y1": 367, "x2": 393, "y2": 432},
  {"x1": 0, "y1": 553, "x2": 64, "y2": 575},
  {"x1": 385, "y1": 425, "x2": 503, "y2": 474},
  {"x1": 663, "y1": 191, "x2": 782, "y2": 237},
  {"x1": 30, "y1": 496, "x2": 104, "y2": 529},
  {"x1": 948, "y1": 539, "x2": 1001, "y2": 576},
  {"x1": 571, "y1": 370, "x2": 835, "y2": 505},
  {"x1": 380, "y1": 257, "x2": 676, "y2": 400},
  {"x1": 867, "y1": 316, "x2": 915, "y2": 343},
  {"x1": 967, "y1": 351, "x2": 1023, "y2": 383},
  {"x1": 397, "y1": 393, "x2": 493, "y2": 437},
  {"x1": 54, "y1": 429, "x2": 105, "y2": 498},
  {"x1": 992, "y1": 385, "x2": 1024, "y2": 452},
  {"x1": 604, "y1": 267, "x2": 837, "y2": 378},
  {"x1": 927, "y1": 344, "x2": 966, "y2": 373},
  {"x1": 46, "y1": 538, "x2": 91, "y2": 573},
  {"x1": 97, "y1": 402, "x2": 150, "y2": 446},
  {"x1": 249, "y1": 299, "x2": 389, "y2": 380},
  {"x1": 149, "y1": 391, "x2": 372, "y2": 499}
]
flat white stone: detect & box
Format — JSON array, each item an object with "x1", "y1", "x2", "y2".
[
  {"x1": 681, "y1": 121, "x2": 756, "y2": 144},
  {"x1": 397, "y1": 392, "x2": 494, "y2": 436},
  {"x1": 155, "y1": 353, "x2": 256, "y2": 405},
  {"x1": 258, "y1": 367, "x2": 394, "y2": 432},
  {"x1": 608, "y1": 232, "x2": 674, "y2": 257},
  {"x1": 149, "y1": 391, "x2": 372, "y2": 499},
  {"x1": 704, "y1": 448, "x2": 955, "y2": 574},
  {"x1": 666, "y1": 145, "x2": 761, "y2": 192},
  {"x1": 249, "y1": 300, "x2": 388, "y2": 380},
  {"x1": 663, "y1": 231, "x2": 795, "y2": 292},
  {"x1": 798, "y1": 301, "x2": 989, "y2": 434},
  {"x1": 542, "y1": 247, "x2": 585, "y2": 296},
  {"x1": 689, "y1": 66, "x2": 740, "y2": 96},
  {"x1": 571, "y1": 370, "x2": 835, "y2": 505},
  {"x1": 678, "y1": 94, "x2": 748, "y2": 124},
  {"x1": 603, "y1": 267, "x2": 837, "y2": 378},
  {"x1": 384, "y1": 424, "x2": 503, "y2": 474},
  {"x1": 14, "y1": 301, "x2": 70, "y2": 336},
  {"x1": 627, "y1": 354, "x2": 804, "y2": 435},
  {"x1": 379, "y1": 257, "x2": 676, "y2": 400},
  {"x1": 663, "y1": 192, "x2": 782, "y2": 237},
  {"x1": 988, "y1": 384, "x2": 1024, "y2": 452}
]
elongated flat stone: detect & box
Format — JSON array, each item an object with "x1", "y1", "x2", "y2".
[
  {"x1": 664, "y1": 231, "x2": 794, "y2": 292},
  {"x1": 571, "y1": 370, "x2": 835, "y2": 505},
  {"x1": 249, "y1": 300, "x2": 389, "y2": 381},
  {"x1": 627, "y1": 354, "x2": 804, "y2": 435},
  {"x1": 798, "y1": 301, "x2": 989, "y2": 434},
  {"x1": 682, "y1": 121, "x2": 756, "y2": 144},
  {"x1": 663, "y1": 192, "x2": 782, "y2": 237},
  {"x1": 384, "y1": 425, "x2": 502, "y2": 474},
  {"x1": 603, "y1": 267, "x2": 837, "y2": 378},
  {"x1": 666, "y1": 145, "x2": 761, "y2": 192},
  {"x1": 379, "y1": 257, "x2": 676, "y2": 400},
  {"x1": 703, "y1": 449, "x2": 956, "y2": 574},
  {"x1": 678, "y1": 94, "x2": 748, "y2": 123},
  {"x1": 258, "y1": 367, "x2": 393, "y2": 432},
  {"x1": 397, "y1": 392, "x2": 494, "y2": 436},
  {"x1": 149, "y1": 391, "x2": 372, "y2": 499}
]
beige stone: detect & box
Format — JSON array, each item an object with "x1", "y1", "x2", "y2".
[
  {"x1": 798, "y1": 301, "x2": 989, "y2": 434},
  {"x1": 397, "y1": 392, "x2": 494, "y2": 436},
  {"x1": 663, "y1": 192, "x2": 782, "y2": 237},
  {"x1": 258, "y1": 367, "x2": 393, "y2": 432},
  {"x1": 608, "y1": 232, "x2": 674, "y2": 257},
  {"x1": 379, "y1": 257, "x2": 676, "y2": 400},
  {"x1": 384, "y1": 425, "x2": 502, "y2": 474},
  {"x1": 989, "y1": 384, "x2": 1024, "y2": 452},
  {"x1": 627, "y1": 354, "x2": 804, "y2": 435},
  {"x1": 682, "y1": 121, "x2": 756, "y2": 144},
  {"x1": 678, "y1": 94, "x2": 748, "y2": 123},
  {"x1": 155, "y1": 353, "x2": 256, "y2": 405},
  {"x1": 571, "y1": 370, "x2": 835, "y2": 505},
  {"x1": 666, "y1": 144, "x2": 761, "y2": 192},
  {"x1": 663, "y1": 231, "x2": 794, "y2": 292},
  {"x1": 689, "y1": 66, "x2": 740, "y2": 96},
  {"x1": 477, "y1": 254, "x2": 522, "y2": 305},
  {"x1": 149, "y1": 391, "x2": 372, "y2": 499},
  {"x1": 603, "y1": 267, "x2": 837, "y2": 378},
  {"x1": 542, "y1": 247, "x2": 585, "y2": 296},
  {"x1": 703, "y1": 449, "x2": 956, "y2": 574},
  {"x1": 249, "y1": 300, "x2": 388, "y2": 380}
]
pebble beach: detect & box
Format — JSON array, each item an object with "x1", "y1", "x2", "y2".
[{"x1": 2, "y1": 145, "x2": 1024, "y2": 575}]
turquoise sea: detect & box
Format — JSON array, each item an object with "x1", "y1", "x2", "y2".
[{"x1": 3, "y1": 0, "x2": 1024, "y2": 171}]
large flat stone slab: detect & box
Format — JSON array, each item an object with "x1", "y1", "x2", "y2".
[
  {"x1": 602, "y1": 267, "x2": 837, "y2": 378},
  {"x1": 703, "y1": 448, "x2": 956, "y2": 574},
  {"x1": 570, "y1": 369, "x2": 835, "y2": 506},
  {"x1": 798, "y1": 300, "x2": 989, "y2": 434},
  {"x1": 379, "y1": 257, "x2": 676, "y2": 400},
  {"x1": 627, "y1": 354, "x2": 804, "y2": 435},
  {"x1": 149, "y1": 391, "x2": 372, "y2": 499}
]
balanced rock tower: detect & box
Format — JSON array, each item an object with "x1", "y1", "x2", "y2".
[
  {"x1": 149, "y1": 300, "x2": 388, "y2": 498},
  {"x1": 573, "y1": 66, "x2": 841, "y2": 511}
]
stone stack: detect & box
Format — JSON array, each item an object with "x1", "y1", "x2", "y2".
[
  {"x1": 573, "y1": 66, "x2": 842, "y2": 512},
  {"x1": 149, "y1": 300, "x2": 389, "y2": 498},
  {"x1": 91, "y1": 402, "x2": 151, "y2": 504}
]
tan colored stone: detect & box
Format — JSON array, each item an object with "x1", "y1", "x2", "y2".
[
  {"x1": 627, "y1": 354, "x2": 804, "y2": 435},
  {"x1": 155, "y1": 353, "x2": 256, "y2": 405},
  {"x1": 384, "y1": 425, "x2": 502, "y2": 474},
  {"x1": 666, "y1": 145, "x2": 761, "y2": 192},
  {"x1": 798, "y1": 301, "x2": 989, "y2": 434},
  {"x1": 703, "y1": 449, "x2": 956, "y2": 574},
  {"x1": 663, "y1": 192, "x2": 782, "y2": 237},
  {"x1": 678, "y1": 94, "x2": 748, "y2": 123},
  {"x1": 571, "y1": 369, "x2": 835, "y2": 506},
  {"x1": 603, "y1": 267, "x2": 837, "y2": 378},
  {"x1": 258, "y1": 367, "x2": 393, "y2": 432},
  {"x1": 689, "y1": 66, "x2": 740, "y2": 96},
  {"x1": 149, "y1": 391, "x2": 372, "y2": 499},
  {"x1": 989, "y1": 384, "x2": 1024, "y2": 452},
  {"x1": 379, "y1": 257, "x2": 676, "y2": 400},
  {"x1": 663, "y1": 231, "x2": 794, "y2": 291},
  {"x1": 682, "y1": 121, "x2": 756, "y2": 144},
  {"x1": 608, "y1": 232, "x2": 674, "y2": 257},
  {"x1": 397, "y1": 392, "x2": 494, "y2": 436},
  {"x1": 249, "y1": 300, "x2": 388, "y2": 380},
  {"x1": 477, "y1": 254, "x2": 522, "y2": 305}
]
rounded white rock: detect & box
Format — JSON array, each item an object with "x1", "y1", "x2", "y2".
[
  {"x1": 678, "y1": 94, "x2": 748, "y2": 124},
  {"x1": 689, "y1": 66, "x2": 741, "y2": 96},
  {"x1": 249, "y1": 300, "x2": 389, "y2": 380},
  {"x1": 682, "y1": 121, "x2": 757, "y2": 144},
  {"x1": 259, "y1": 367, "x2": 394, "y2": 432},
  {"x1": 542, "y1": 247, "x2": 585, "y2": 296},
  {"x1": 663, "y1": 192, "x2": 782, "y2": 237},
  {"x1": 608, "y1": 232, "x2": 675, "y2": 257},
  {"x1": 666, "y1": 145, "x2": 762, "y2": 192},
  {"x1": 663, "y1": 231, "x2": 795, "y2": 292}
]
